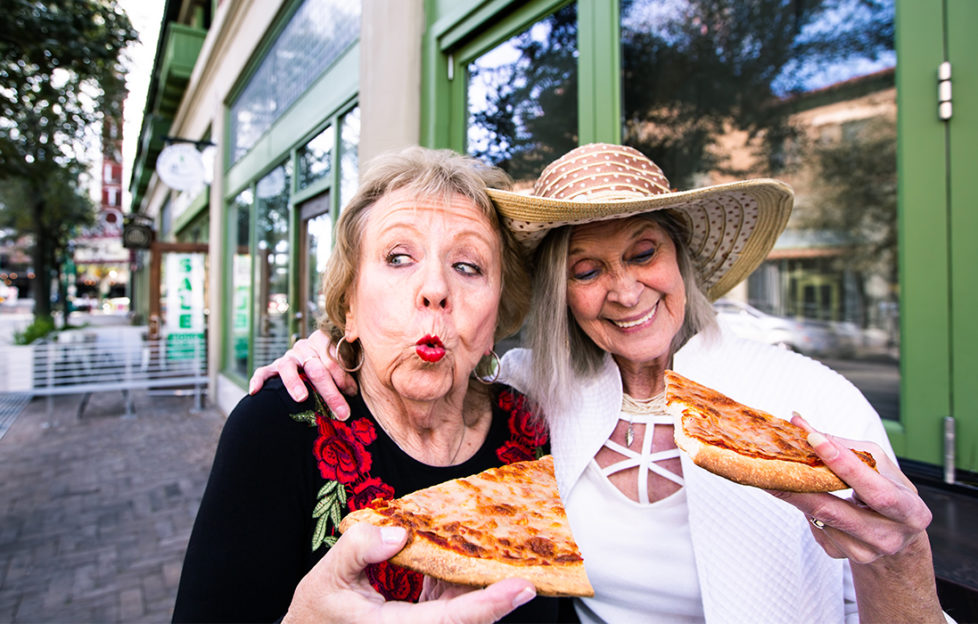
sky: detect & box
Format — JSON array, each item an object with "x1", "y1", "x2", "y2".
[{"x1": 118, "y1": 0, "x2": 167, "y2": 210}]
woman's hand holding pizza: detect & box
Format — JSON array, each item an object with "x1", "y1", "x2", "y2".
[
  {"x1": 249, "y1": 330, "x2": 357, "y2": 420},
  {"x1": 769, "y1": 413, "x2": 932, "y2": 564},
  {"x1": 769, "y1": 414, "x2": 944, "y2": 624},
  {"x1": 283, "y1": 522, "x2": 536, "y2": 624}
]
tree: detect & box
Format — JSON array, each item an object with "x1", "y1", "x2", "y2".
[
  {"x1": 0, "y1": 172, "x2": 97, "y2": 311},
  {"x1": 467, "y1": 3, "x2": 579, "y2": 182},
  {"x1": 0, "y1": 0, "x2": 137, "y2": 321},
  {"x1": 804, "y1": 116, "x2": 898, "y2": 325},
  {"x1": 620, "y1": 0, "x2": 895, "y2": 187}
]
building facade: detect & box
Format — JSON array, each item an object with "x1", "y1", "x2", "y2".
[{"x1": 128, "y1": 0, "x2": 977, "y2": 479}]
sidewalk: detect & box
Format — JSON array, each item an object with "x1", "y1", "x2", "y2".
[{"x1": 0, "y1": 388, "x2": 226, "y2": 622}]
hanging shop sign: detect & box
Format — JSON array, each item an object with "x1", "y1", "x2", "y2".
[{"x1": 156, "y1": 142, "x2": 206, "y2": 192}]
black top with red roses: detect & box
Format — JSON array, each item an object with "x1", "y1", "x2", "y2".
[{"x1": 173, "y1": 377, "x2": 572, "y2": 623}]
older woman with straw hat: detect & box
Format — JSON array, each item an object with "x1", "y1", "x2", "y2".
[{"x1": 252, "y1": 144, "x2": 944, "y2": 623}]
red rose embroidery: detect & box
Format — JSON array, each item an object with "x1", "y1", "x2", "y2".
[
  {"x1": 349, "y1": 476, "x2": 395, "y2": 511},
  {"x1": 314, "y1": 418, "x2": 373, "y2": 484},
  {"x1": 508, "y1": 406, "x2": 547, "y2": 449},
  {"x1": 366, "y1": 561, "x2": 423, "y2": 601},
  {"x1": 350, "y1": 418, "x2": 377, "y2": 445},
  {"x1": 498, "y1": 388, "x2": 516, "y2": 412},
  {"x1": 496, "y1": 439, "x2": 535, "y2": 464}
]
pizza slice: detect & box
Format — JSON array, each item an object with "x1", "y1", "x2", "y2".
[
  {"x1": 338, "y1": 455, "x2": 594, "y2": 597},
  {"x1": 665, "y1": 370, "x2": 876, "y2": 492}
]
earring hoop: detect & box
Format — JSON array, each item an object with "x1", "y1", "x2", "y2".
[
  {"x1": 332, "y1": 334, "x2": 364, "y2": 373},
  {"x1": 473, "y1": 349, "x2": 500, "y2": 385}
]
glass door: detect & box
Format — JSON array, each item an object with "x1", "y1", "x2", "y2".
[{"x1": 297, "y1": 192, "x2": 332, "y2": 338}]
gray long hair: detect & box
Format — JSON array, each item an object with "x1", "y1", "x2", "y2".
[{"x1": 524, "y1": 210, "x2": 717, "y2": 416}]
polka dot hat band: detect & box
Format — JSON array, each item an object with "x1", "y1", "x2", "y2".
[{"x1": 486, "y1": 143, "x2": 794, "y2": 301}]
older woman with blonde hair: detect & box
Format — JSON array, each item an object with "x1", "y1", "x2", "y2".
[
  {"x1": 174, "y1": 147, "x2": 570, "y2": 623},
  {"x1": 253, "y1": 143, "x2": 946, "y2": 623}
]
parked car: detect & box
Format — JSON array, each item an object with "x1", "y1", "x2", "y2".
[{"x1": 713, "y1": 299, "x2": 833, "y2": 356}]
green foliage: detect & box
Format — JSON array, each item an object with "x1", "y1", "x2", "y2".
[
  {"x1": 312, "y1": 480, "x2": 347, "y2": 552},
  {"x1": 0, "y1": 0, "x2": 137, "y2": 320},
  {"x1": 0, "y1": 0, "x2": 137, "y2": 178},
  {"x1": 13, "y1": 316, "x2": 56, "y2": 345}
]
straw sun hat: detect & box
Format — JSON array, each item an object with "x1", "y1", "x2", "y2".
[{"x1": 487, "y1": 143, "x2": 794, "y2": 301}]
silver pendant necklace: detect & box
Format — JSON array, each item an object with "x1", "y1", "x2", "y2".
[{"x1": 621, "y1": 391, "x2": 666, "y2": 447}]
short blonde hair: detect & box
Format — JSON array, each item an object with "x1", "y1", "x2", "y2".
[
  {"x1": 525, "y1": 210, "x2": 717, "y2": 415},
  {"x1": 318, "y1": 147, "x2": 531, "y2": 360}
]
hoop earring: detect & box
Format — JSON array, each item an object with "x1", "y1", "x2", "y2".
[
  {"x1": 473, "y1": 349, "x2": 500, "y2": 385},
  {"x1": 333, "y1": 334, "x2": 364, "y2": 373}
]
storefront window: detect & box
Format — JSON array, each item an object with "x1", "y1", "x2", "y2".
[
  {"x1": 253, "y1": 163, "x2": 293, "y2": 367},
  {"x1": 297, "y1": 124, "x2": 335, "y2": 191},
  {"x1": 466, "y1": 2, "x2": 578, "y2": 187},
  {"x1": 621, "y1": 0, "x2": 898, "y2": 420},
  {"x1": 229, "y1": 189, "x2": 253, "y2": 378},
  {"x1": 229, "y1": 0, "x2": 360, "y2": 163}
]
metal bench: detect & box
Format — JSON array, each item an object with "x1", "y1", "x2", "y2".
[{"x1": 0, "y1": 329, "x2": 207, "y2": 418}]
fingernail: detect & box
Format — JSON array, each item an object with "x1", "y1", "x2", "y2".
[
  {"x1": 248, "y1": 381, "x2": 257, "y2": 395},
  {"x1": 808, "y1": 431, "x2": 839, "y2": 460},
  {"x1": 380, "y1": 527, "x2": 406, "y2": 544},
  {"x1": 335, "y1": 406, "x2": 349, "y2": 421},
  {"x1": 294, "y1": 388, "x2": 308, "y2": 402},
  {"x1": 512, "y1": 587, "x2": 536, "y2": 608}
]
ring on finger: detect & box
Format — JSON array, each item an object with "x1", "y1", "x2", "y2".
[{"x1": 810, "y1": 516, "x2": 826, "y2": 530}]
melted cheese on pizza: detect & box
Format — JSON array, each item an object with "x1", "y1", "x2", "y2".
[
  {"x1": 367, "y1": 456, "x2": 582, "y2": 567},
  {"x1": 665, "y1": 371, "x2": 876, "y2": 468}
]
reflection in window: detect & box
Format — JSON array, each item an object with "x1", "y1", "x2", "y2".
[
  {"x1": 621, "y1": 0, "x2": 898, "y2": 420},
  {"x1": 339, "y1": 106, "x2": 360, "y2": 208},
  {"x1": 254, "y1": 163, "x2": 293, "y2": 367},
  {"x1": 298, "y1": 124, "x2": 335, "y2": 190},
  {"x1": 229, "y1": 189, "x2": 253, "y2": 378},
  {"x1": 229, "y1": 0, "x2": 360, "y2": 163},
  {"x1": 304, "y1": 207, "x2": 332, "y2": 335},
  {"x1": 466, "y1": 3, "x2": 578, "y2": 186}
]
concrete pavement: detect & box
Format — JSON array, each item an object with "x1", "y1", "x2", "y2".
[{"x1": 0, "y1": 387, "x2": 225, "y2": 622}]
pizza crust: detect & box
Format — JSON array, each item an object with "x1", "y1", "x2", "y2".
[{"x1": 670, "y1": 405, "x2": 848, "y2": 492}]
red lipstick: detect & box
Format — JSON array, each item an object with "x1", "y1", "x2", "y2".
[{"x1": 415, "y1": 335, "x2": 446, "y2": 363}]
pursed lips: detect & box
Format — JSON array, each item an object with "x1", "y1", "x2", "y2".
[
  {"x1": 415, "y1": 334, "x2": 446, "y2": 362},
  {"x1": 611, "y1": 300, "x2": 658, "y2": 329}
]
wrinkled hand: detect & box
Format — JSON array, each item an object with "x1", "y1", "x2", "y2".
[
  {"x1": 283, "y1": 523, "x2": 536, "y2": 624},
  {"x1": 768, "y1": 414, "x2": 932, "y2": 564},
  {"x1": 249, "y1": 330, "x2": 357, "y2": 420}
]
